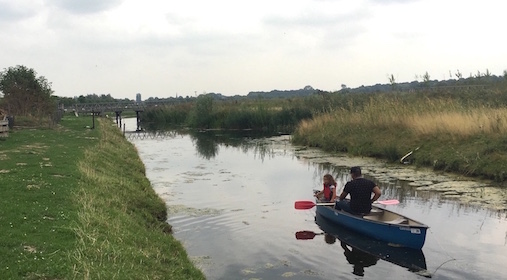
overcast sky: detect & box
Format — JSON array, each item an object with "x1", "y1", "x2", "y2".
[{"x1": 1, "y1": 0, "x2": 506, "y2": 99}]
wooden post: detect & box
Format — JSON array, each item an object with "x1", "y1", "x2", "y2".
[
  {"x1": 0, "y1": 117, "x2": 9, "y2": 138},
  {"x1": 115, "y1": 111, "x2": 120, "y2": 126},
  {"x1": 115, "y1": 111, "x2": 123, "y2": 128},
  {"x1": 136, "y1": 110, "x2": 141, "y2": 132}
]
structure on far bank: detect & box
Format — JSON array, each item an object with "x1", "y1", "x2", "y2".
[{"x1": 0, "y1": 109, "x2": 9, "y2": 138}]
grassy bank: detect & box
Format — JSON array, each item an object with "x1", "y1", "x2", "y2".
[
  {"x1": 0, "y1": 116, "x2": 204, "y2": 279},
  {"x1": 292, "y1": 92, "x2": 507, "y2": 182}
]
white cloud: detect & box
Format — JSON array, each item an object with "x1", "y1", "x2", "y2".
[
  {"x1": 48, "y1": 0, "x2": 123, "y2": 14},
  {"x1": 0, "y1": 0, "x2": 506, "y2": 99},
  {"x1": 0, "y1": 1, "x2": 40, "y2": 22}
]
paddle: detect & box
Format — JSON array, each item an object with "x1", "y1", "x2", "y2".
[
  {"x1": 294, "y1": 199, "x2": 399, "y2": 210},
  {"x1": 295, "y1": 230, "x2": 324, "y2": 240}
]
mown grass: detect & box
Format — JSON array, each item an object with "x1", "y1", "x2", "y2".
[
  {"x1": 0, "y1": 116, "x2": 204, "y2": 279},
  {"x1": 0, "y1": 117, "x2": 96, "y2": 279},
  {"x1": 292, "y1": 92, "x2": 507, "y2": 182}
]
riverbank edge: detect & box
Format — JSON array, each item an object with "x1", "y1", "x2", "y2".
[
  {"x1": 292, "y1": 123, "x2": 507, "y2": 184},
  {"x1": 71, "y1": 118, "x2": 205, "y2": 279}
]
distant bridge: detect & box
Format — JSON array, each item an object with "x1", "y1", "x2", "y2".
[
  {"x1": 67, "y1": 100, "x2": 180, "y2": 114},
  {"x1": 66, "y1": 100, "x2": 179, "y2": 131}
]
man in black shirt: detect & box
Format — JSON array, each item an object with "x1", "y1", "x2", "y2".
[{"x1": 336, "y1": 166, "x2": 381, "y2": 214}]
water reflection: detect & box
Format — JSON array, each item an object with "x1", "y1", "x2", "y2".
[
  {"x1": 309, "y1": 212, "x2": 431, "y2": 278},
  {"x1": 191, "y1": 132, "x2": 220, "y2": 160},
  {"x1": 124, "y1": 130, "x2": 177, "y2": 140},
  {"x1": 131, "y1": 129, "x2": 284, "y2": 160},
  {"x1": 186, "y1": 130, "x2": 283, "y2": 160},
  {"x1": 340, "y1": 240, "x2": 379, "y2": 277}
]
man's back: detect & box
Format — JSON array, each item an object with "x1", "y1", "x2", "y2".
[{"x1": 343, "y1": 178, "x2": 376, "y2": 213}]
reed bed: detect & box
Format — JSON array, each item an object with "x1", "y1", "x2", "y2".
[
  {"x1": 142, "y1": 96, "x2": 314, "y2": 132},
  {"x1": 406, "y1": 108, "x2": 507, "y2": 137},
  {"x1": 297, "y1": 97, "x2": 507, "y2": 138},
  {"x1": 293, "y1": 95, "x2": 507, "y2": 181}
]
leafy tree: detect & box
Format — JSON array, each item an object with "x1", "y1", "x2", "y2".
[
  {"x1": 73, "y1": 93, "x2": 117, "y2": 104},
  {"x1": 56, "y1": 96, "x2": 77, "y2": 107},
  {"x1": 0, "y1": 65, "x2": 54, "y2": 116}
]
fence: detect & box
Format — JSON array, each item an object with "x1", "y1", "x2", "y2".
[{"x1": 0, "y1": 117, "x2": 8, "y2": 137}]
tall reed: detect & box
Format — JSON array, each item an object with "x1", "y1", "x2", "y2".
[{"x1": 293, "y1": 94, "x2": 507, "y2": 180}]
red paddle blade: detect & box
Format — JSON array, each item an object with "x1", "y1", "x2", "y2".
[
  {"x1": 294, "y1": 201, "x2": 316, "y2": 210},
  {"x1": 295, "y1": 231, "x2": 317, "y2": 240}
]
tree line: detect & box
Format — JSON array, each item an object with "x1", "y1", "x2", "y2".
[
  {"x1": 0, "y1": 65, "x2": 131, "y2": 123},
  {"x1": 2, "y1": 64, "x2": 506, "y2": 127}
]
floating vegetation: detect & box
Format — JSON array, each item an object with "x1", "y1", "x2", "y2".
[
  {"x1": 190, "y1": 255, "x2": 213, "y2": 267},
  {"x1": 166, "y1": 204, "x2": 222, "y2": 216}
]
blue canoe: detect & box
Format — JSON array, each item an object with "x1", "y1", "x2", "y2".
[{"x1": 316, "y1": 201, "x2": 429, "y2": 249}]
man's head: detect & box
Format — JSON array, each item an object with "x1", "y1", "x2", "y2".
[{"x1": 350, "y1": 166, "x2": 362, "y2": 179}]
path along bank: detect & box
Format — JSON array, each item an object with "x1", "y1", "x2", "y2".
[{"x1": 0, "y1": 116, "x2": 204, "y2": 279}]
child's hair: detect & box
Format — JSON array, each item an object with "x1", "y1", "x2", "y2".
[{"x1": 323, "y1": 174, "x2": 337, "y2": 186}]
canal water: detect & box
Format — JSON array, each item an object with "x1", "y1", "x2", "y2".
[{"x1": 125, "y1": 120, "x2": 507, "y2": 280}]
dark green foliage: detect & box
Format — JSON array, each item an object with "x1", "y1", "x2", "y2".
[
  {"x1": 142, "y1": 94, "x2": 318, "y2": 132},
  {"x1": 218, "y1": 108, "x2": 256, "y2": 129},
  {"x1": 0, "y1": 65, "x2": 55, "y2": 117},
  {"x1": 247, "y1": 85, "x2": 317, "y2": 98},
  {"x1": 56, "y1": 94, "x2": 128, "y2": 107},
  {"x1": 142, "y1": 104, "x2": 191, "y2": 128},
  {"x1": 382, "y1": 145, "x2": 401, "y2": 163},
  {"x1": 188, "y1": 94, "x2": 213, "y2": 129}
]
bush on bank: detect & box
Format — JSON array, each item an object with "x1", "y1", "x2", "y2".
[{"x1": 141, "y1": 95, "x2": 315, "y2": 132}]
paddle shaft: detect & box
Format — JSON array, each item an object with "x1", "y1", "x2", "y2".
[{"x1": 294, "y1": 199, "x2": 399, "y2": 210}]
